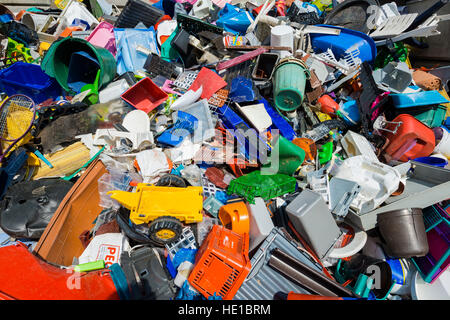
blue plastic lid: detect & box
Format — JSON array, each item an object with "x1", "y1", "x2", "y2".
[{"x1": 413, "y1": 156, "x2": 448, "y2": 167}]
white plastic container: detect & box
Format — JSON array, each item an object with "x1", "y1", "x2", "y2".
[
  {"x1": 330, "y1": 156, "x2": 401, "y2": 214},
  {"x1": 99, "y1": 79, "x2": 130, "y2": 104},
  {"x1": 246, "y1": 197, "x2": 275, "y2": 252},
  {"x1": 270, "y1": 25, "x2": 294, "y2": 58},
  {"x1": 341, "y1": 130, "x2": 379, "y2": 162}
]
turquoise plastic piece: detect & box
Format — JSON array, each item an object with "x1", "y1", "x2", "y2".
[{"x1": 391, "y1": 90, "x2": 449, "y2": 108}]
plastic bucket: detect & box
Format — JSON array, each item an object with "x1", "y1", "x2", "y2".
[
  {"x1": 413, "y1": 156, "x2": 448, "y2": 168},
  {"x1": 377, "y1": 208, "x2": 429, "y2": 259},
  {"x1": 273, "y1": 57, "x2": 310, "y2": 112},
  {"x1": 67, "y1": 51, "x2": 100, "y2": 93},
  {"x1": 41, "y1": 37, "x2": 116, "y2": 94}
]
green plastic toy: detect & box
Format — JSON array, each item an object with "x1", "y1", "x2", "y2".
[
  {"x1": 318, "y1": 140, "x2": 333, "y2": 165},
  {"x1": 227, "y1": 170, "x2": 297, "y2": 204}
]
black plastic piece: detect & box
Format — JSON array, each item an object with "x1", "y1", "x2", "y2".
[
  {"x1": 119, "y1": 246, "x2": 177, "y2": 300},
  {"x1": 287, "y1": 4, "x2": 322, "y2": 25},
  {"x1": 171, "y1": 29, "x2": 191, "y2": 56},
  {"x1": 3, "y1": 21, "x2": 38, "y2": 46},
  {"x1": 0, "y1": 179, "x2": 74, "y2": 239},
  {"x1": 115, "y1": 0, "x2": 164, "y2": 28},
  {"x1": 0, "y1": 148, "x2": 28, "y2": 199},
  {"x1": 357, "y1": 62, "x2": 389, "y2": 136},
  {"x1": 324, "y1": 0, "x2": 380, "y2": 33},
  {"x1": 176, "y1": 13, "x2": 223, "y2": 38},
  {"x1": 144, "y1": 53, "x2": 177, "y2": 79}
]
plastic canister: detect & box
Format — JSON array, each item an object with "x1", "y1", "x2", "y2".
[
  {"x1": 411, "y1": 270, "x2": 450, "y2": 300},
  {"x1": 382, "y1": 114, "x2": 435, "y2": 162},
  {"x1": 272, "y1": 57, "x2": 310, "y2": 112},
  {"x1": 318, "y1": 94, "x2": 340, "y2": 115}
]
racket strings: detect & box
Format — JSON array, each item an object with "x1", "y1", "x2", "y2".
[{"x1": 0, "y1": 96, "x2": 35, "y2": 157}]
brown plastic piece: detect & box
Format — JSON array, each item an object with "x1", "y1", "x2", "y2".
[
  {"x1": 33, "y1": 159, "x2": 108, "y2": 266},
  {"x1": 413, "y1": 69, "x2": 442, "y2": 91},
  {"x1": 205, "y1": 167, "x2": 228, "y2": 189}
]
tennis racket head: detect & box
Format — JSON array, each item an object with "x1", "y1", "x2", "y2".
[{"x1": 0, "y1": 94, "x2": 36, "y2": 162}]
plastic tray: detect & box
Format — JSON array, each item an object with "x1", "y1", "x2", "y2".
[
  {"x1": 121, "y1": 77, "x2": 168, "y2": 113},
  {"x1": 0, "y1": 62, "x2": 62, "y2": 104}
]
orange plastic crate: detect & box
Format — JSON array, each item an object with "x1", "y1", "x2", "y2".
[{"x1": 188, "y1": 225, "x2": 251, "y2": 300}]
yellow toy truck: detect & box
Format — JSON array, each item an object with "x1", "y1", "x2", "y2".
[{"x1": 108, "y1": 183, "x2": 203, "y2": 245}]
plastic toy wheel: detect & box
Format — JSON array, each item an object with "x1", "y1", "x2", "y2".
[{"x1": 148, "y1": 216, "x2": 183, "y2": 246}]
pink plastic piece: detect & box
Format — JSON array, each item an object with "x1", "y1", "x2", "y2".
[
  {"x1": 162, "y1": 80, "x2": 181, "y2": 95},
  {"x1": 216, "y1": 48, "x2": 268, "y2": 71},
  {"x1": 211, "y1": 0, "x2": 231, "y2": 8},
  {"x1": 86, "y1": 21, "x2": 117, "y2": 57}
]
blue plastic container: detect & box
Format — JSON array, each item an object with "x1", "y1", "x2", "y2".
[
  {"x1": 413, "y1": 156, "x2": 448, "y2": 167},
  {"x1": 0, "y1": 62, "x2": 62, "y2": 104},
  {"x1": 310, "y1": 25, "x2": 377, "y2": 64}
]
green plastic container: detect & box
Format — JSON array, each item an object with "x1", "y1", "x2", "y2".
[
  {"x1": 41, "y1": 37, "x2": 116, "y2": 94},
  {"x1": 272, "y1": 57, "x2": 310, "y2": 112},
  {"x1": 412, "y1": 105, "x2": 447, "y2": 128},
  {"x1": 227, "y1": 170, "x2": 297, "y2": 204}
]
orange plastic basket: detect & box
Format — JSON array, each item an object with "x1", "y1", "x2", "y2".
[{"x1": 188, "y1": 225, "x2": 251, "y2": 300}]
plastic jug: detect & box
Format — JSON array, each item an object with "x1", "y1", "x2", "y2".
[{"x1": 381, "y1": 114, "x2": 435, "y2": 162}]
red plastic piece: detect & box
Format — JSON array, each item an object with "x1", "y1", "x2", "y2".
[
  {"x1": 188, "y1": 225, "x2": 251, "y2": 300},
  {"x1": 121, "y1": 77, "x2": 168, "y2": 113},
  {"x1": 0, "y1": 243, "x2": 119, "y2": 300},
  {"x1": 287, "y1": 292, "x2": 344, "y2": 300},
  {"x1": 318, "y1": 94, "x2": 340, "y2": 115},
  {"x1": 216, "y1": 48, "x2": 268, "y2": 71},
  {"x1": 188, "y1": 67, "x2": 227, "y2": 100},
  {"x1": 275, "y1": 0, "x2": 286, "y2": 16},
  {"x1": 382, "y1": 114, "x2": 435, "y2": 162}
]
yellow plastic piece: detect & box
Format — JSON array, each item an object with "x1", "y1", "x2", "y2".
[
  {"x1": 39, "y1": 42, "x2": 51, "y2": 56},
  {"x1": 27, "y1": 152, "x2": 41, "y2": 166},
  {"x1": 438, "y1": 89, "x2": 450, "y2": 118},
  {"x1": 108, "y1": 184, "x2": 204, "y2": 225},
  {"x1": 32, "y1": 141, "x2": 91, "y2": 179},
  {"x1": 156, "y1": 229, "x2": 176, "y2": 240},
  {"x1": 316, "y1": 111, "x2": 332, "y2": 122}
]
